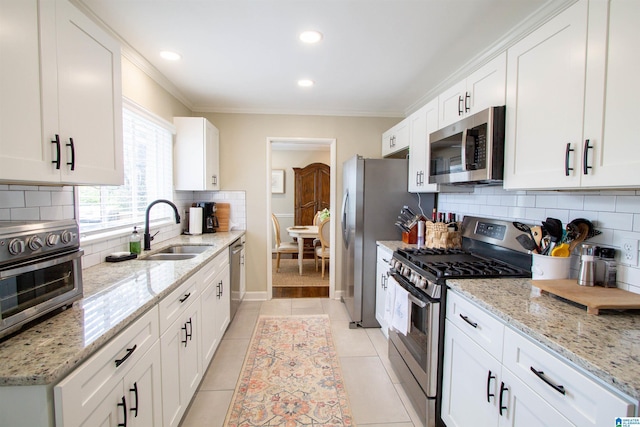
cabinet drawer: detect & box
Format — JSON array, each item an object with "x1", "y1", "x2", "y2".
[
  {"x1": 503, "y1": 328, "x2": 635, "y2": 426},
  {"x1": 446, "y1": 291, "x2": 504, "y2": 360},
  {"x1": 200, "y1": 250, "x2": 229, "y2": 291},
  {"x1": 158, "y1": 273, "x2": 200, "y2": 333},
  {"x1": 54, "y1": 306, "x2": 159, "y2": 426}
]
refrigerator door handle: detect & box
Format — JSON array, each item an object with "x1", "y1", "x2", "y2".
[{"x1": 341, "y1": 190, "x2": 349, "y2": 247}]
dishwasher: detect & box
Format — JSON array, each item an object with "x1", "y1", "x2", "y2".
[{"x1": 229, "y1": 237, "x2": 245, "y2": 321}]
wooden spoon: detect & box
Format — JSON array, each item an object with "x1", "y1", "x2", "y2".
[{"x1": 569, "y1": 223, "x2": 590, "y2": 253}]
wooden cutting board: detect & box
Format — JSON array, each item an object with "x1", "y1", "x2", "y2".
[
  {"x1": 531, "y1": 279, "x2": 640, "y2": 314},
  {"x1": 215, "y1": 203, "x2": 230, "y2": 232}
]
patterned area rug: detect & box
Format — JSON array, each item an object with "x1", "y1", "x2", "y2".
[{"x1": 224, "y1": 315, "x2": 354, "y2": 427}]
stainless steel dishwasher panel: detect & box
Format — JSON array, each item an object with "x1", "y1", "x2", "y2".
[{"x1": 229, "y1": 238, "x2": 244, "y2": 321}]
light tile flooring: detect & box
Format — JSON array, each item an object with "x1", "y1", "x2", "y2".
[{"x1": 180, "y1": 298, "x2": 422, "y2": 427}]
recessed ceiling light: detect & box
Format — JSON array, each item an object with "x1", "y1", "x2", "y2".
[
  {"x1": 299, "y1": 30, "x2": 323, "y2": 44},
  {"x1": 160, "y1": 50, "x2": 181, "y2": 61},
  {"x1": 297, "y1": 79, "x2": 315, "y2": 87}
]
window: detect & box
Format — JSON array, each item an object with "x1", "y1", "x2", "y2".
[{"x1": 78, "y1": 99, "x2": 174, "y2": 234}]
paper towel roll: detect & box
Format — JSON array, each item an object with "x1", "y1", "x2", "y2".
[{"x1": 189, "y1": 207, "x2": 203, "y2": 235}]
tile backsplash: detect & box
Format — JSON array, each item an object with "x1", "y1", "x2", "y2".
[
  {"x1": 438, "y1": 187, "x2": 640, "y2": 293},
  {"x1": 0, "y1": 185, "x2": 75, "y2": 220}
]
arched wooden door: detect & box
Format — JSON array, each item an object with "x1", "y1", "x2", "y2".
[{"x1": 293, "y1": 162, "x2": 330, "y2": 226}]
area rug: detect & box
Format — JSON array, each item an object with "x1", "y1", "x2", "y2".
[
  {"x1": 224, "y1": 315, "x2": 354, "y2": 427},
  {"x1": 272, "y1": 259, "x2": 329, "y2": 288}
]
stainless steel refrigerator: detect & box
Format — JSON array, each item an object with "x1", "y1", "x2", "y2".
[{"x1": 341, "y1": 155, "x2": 435, "y2": 327}]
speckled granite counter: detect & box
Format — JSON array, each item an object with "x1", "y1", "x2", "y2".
[
  {"x1": 378, "y1": 240, "x2": 640, "y2": 402},
  {"x1": 0, "y1": 231, "x2": 244, "y2": 387}
]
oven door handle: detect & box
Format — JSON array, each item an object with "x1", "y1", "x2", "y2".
[
  {"x1": 0, "y1": 249, "x2": 84, "y2": 279},
  {"x1": 407, "y1": 293, "x2": 427, "y2": 308}
]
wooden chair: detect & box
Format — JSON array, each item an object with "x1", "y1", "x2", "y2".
[
  {"x1": 271, "y1": 214, "x2": 299, "y2": 272},
  {"x1": 314, "y1": 218, "x2": 330, "y2": 279}
]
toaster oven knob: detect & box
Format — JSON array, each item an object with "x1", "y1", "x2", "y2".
[
  {"x1": 28, "y1": 235, "x2": 44, "y2": 250},
  {"x1": 46, "y1": 234, "x2": 60, "y2": 246},
  {"x1": 8, "y1": 238, "x2": 25, "y2": 255}
]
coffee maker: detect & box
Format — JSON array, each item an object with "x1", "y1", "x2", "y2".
[{"x1": 196, "y1": 202, "x2": 219, "y2": 233}]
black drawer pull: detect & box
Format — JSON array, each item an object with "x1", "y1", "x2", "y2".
[
  {"x1": 499, "y1": 382, "x2": 508, "y2": 416},
  {"x1": 179, "y1": 293, "x2": 191, "y2": 303},
  {"x1": 115, "y1": 344, "x2": 137, "y2": 367},
  {"x1": 486, "y1": 370, "x2": 496, "y2": 402},
  {"x1": 51, "y1": 135, "x2": 61, "y2": 169},
  {"x1": 459, "y1": 314, "x2": 478, "y2": 328},
  {"x1": 129, "y1": 382, "x2": 139, "y2": 417},
  {"x1": 565, "y1": 142, "x2": 574, "y2": 176},
  {"x1": 464, "y1": 92, "x2": 471, "y2": 112},
  {"x1": 66, "y1": 137, "x2": 75, "y2": 171},
  {"x1": 458, "y1": 95, "x2": 464, "y2": 115},
  {"x1": 117, "y1": 395, "x2": 127, "y2": 427},
  {"x1": 530, "y1": 367, "x2": 566, "y2": 395}
]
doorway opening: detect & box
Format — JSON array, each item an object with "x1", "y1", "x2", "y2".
[{"x1": 266, "y1": 138, "x2": 337, "y2": 300}]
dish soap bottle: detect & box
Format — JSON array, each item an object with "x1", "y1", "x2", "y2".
[{"x1": 129, "y1": 226, "x2": 141, "y2": 254}]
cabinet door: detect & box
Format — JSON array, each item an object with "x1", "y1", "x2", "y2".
[
  {"x1": 42, "y1": 0, "x2": 123, "y2": 185},
  {"x1": 441, "y1": 319, "x2": 501, "y2": 427},
  {"x1": 78, "y1": 380, "x2": 124, "y2": 427},
  {"x1": 215, "y1": 263, "x2": 231, "y2": 340},
  {"x1": 408, "y1": 99, "x2": 440, "y2": 192},
  {"x1": 161, "y1": 301, "x2": 202, "y2": 427},
  {"x1": 504, "y1": 1, "x2": 588, "y2": 190},
  {"x1": 467, "y1": 53, "x2": 506, "y2": 115},
  {"x1": 0, "y1": 0, "x2": 58, "y2": 183},
  {"x1": 206, "y1": 120, "x2": 220, "y2": 190},
  {"x1": 240, "y1": 246, "x2": 246, "y2": 299},
  {"x1": 582, "y1": 0, "x2": 640, "y2": 187},
  {"x1": 125, "y1": 341, "x2": 162, "y2": 427},
  {"x1": 439, "y1": 80, "x2": 467, "y2": 128},
  {"x1": 374, "y1": 247, "x2": 392, "y2": 337},
  {"x1": 382, "y1": 119, "x2": 410, "y2": 157},
  {"x1": 498, "y1": 369, "x2": 572, "y2": 427},
  {"x1": 200, "y1": 281, "x2": 219, "y2": 368}
]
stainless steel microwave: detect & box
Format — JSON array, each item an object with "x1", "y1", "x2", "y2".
[{"x1": 429, "y1": 106, "x2": 506, "y2": 185}]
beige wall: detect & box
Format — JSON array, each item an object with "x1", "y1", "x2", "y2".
[
  {"x1": 121, "y1": 57, "x2": 191, "y2": 121},
  {"x1": 198, "y1": 113, "x2": 401, "y2": 294}
]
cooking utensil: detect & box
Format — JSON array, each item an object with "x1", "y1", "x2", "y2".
[
  {"x1": 513, "y1": 221, "x2": 539, "y2": 252},
  {"x1": 530, "y1": 225, "x2": 543, "y2": 249},
  {"x1": 542, "y1": 218, "x2": 563, "y2": 255},
  {"x1": 403, "y1": 206, "x2": 417, "y2": 217},
  {"x1": 516, "y1": 233, "x2": 539, "y2": 253},
  {"x1": 568, "y1": 223, "x2": 590, "y2": 253},
  {"x1": 551, "y1": 243, "x2": 570, "y2": 257}
]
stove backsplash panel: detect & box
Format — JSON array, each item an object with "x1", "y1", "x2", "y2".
[{"x1": 437, "y1": 187, "x2": 640, "y2": 294}]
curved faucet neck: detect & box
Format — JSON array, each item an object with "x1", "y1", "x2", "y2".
[{"x1": 144, "y1": 199, "x2": 181, "y2": 251}]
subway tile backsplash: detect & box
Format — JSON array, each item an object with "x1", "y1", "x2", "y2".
[
  {"x1": 0, "y1": 185, "x2": 75, "y2": 221},
  {"x1": 438, "y1": 187, "x2": 640, "y2": 294}
]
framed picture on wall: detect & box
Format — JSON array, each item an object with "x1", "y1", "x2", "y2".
[{"x1": 272, "y1": 169, "x2": 285, "y2": 194}]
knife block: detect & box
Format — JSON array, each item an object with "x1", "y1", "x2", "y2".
[{"x1": 402, "y1": 223, "x2": 418, "y2": 244}]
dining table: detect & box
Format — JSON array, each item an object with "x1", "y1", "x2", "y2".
[{"x1": 286, "y1": 225, "x2": 319, "y2": 275}]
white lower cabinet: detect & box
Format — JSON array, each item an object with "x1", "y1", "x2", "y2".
[
  {"x1": 200, "y1": 249, "x2": 231, "y2": 368},
  {"x1": 54, "y1": 307, "x2": 161, "y2": 427},
  {"x1": 442, "y1": 290, "x2": 636, "y2": 427},
  {"x1": 375, "y1": 245, "x2": 392, "y2": 337}
]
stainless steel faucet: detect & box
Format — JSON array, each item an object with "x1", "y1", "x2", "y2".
[{"x1": 144, "y1": 199, "x2": 181, "y2": 250}]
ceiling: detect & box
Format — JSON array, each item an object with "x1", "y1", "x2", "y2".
[{"x1": 79, "y1": 0, "x2": 555, "y2": 117}]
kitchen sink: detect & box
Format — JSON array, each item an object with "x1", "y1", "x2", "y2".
[{"x1": 142, "y1": 245, "x2": 211, "y2": 261}]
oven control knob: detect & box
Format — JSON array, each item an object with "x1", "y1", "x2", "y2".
[
  {"x1": 28, "y1": 235, "x2": 44, "y2": 250},
  {"x1": 8, "y1": 238, "x2": 25, "y2": 255},
  {"x1": 393, "y1": 261, "x2": 402, "y2": 271},
  {"x1": 418, "y1": 278, "x2": 428, "y2": 289},
  {"x1": 46, "y1": 234, "x2": 60, "y2": 246},
  {"x1": 60, "y1": 230, "x2": 73, "y2": 244}
]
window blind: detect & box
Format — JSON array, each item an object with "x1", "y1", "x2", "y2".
[{"x1": 78, "y1": 102, "x2": 174, "y2": 233}]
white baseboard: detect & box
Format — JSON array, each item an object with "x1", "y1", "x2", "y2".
[{"x1": 243, "y1": 291, "x2": 268, "y2": 301}]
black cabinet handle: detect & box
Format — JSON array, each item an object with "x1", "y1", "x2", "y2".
[
  {"x1": 66, "y1": 137, "x2": 75, "y2": 171},
  {"x1": 464, "y1": 92, "x2": 471, "y2": 112},
  {"x1": 115, "y1": 344, "x2": 137, "y2": 367},
  {"x1": 565, "y1": 143, "x2": 574, "y2": 176},
  {"x1": 179, "y1": 293, "x2": 191, "y2": 303},
  {"x1": 530, "y1": 367, "x2": 566, "y2": 395},
  {"x1": 499, "y1": 382, "x2": 508, "y2": 416},
  {"x1": 212, "y1": 175, "x2": 217, "y2": 185},
  {"x1": 129, "y1": 382, "x2": 139, "y2": 417},
  {"x1": 583, "y1": 139, "x2": 593, "y2": 175},
  {"x1": 51, "y1": 135, "x2": 61, "y2": 169},
  {"x1": 486, "y1": 370, "x2": 496, "y2": 402},
  {"x1": 458, "y1": 96, "x2": 464, "y2": 115},
  {"x1": 187, "y1": 318, "x2": 193, "y2": 341},
  {"x1": 459, "y1": 314, "x2": 478, "y2": 328},
  {"x1": 117, "y1": 395, "x2": 127, "y2": 427},
  {"x1": 181, "y1": 319, "x2": 192, "y2": 347}
]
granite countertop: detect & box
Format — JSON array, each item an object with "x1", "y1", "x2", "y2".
[
  {"x1": 377, "y1": 240, "x2": 640, "y2": 402},
  {"x1": 0, "y1": 231, "x2": 244, "y2": 387}
]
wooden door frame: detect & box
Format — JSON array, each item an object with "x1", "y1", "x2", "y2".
[{"x1": 266, "y1": 137, "x2": 337, "y2": 300}]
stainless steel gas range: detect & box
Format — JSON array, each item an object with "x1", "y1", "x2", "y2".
[{"x1": 387, "y1": 216, "x2": 533, "y2": 427}]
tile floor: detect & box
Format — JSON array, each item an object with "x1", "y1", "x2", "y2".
[{"x1": 180, "y1": 298, "x2": 422, "y2": 427}]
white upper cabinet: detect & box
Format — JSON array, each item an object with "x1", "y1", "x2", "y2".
[
  {"x1": 504, "y1": 0, "x2": 640, "y2": 190},
  {"x1": 381, "y1": 119, "x2": 410, "y2": 157},
  {"x1": 438, "y1": 53, "x2": 506, "y2": 128},
  {"x1": 408, "y1": 100, "x2": 440, "y2": 192},
  {"x1": 174, "y1": 117, "x2": 221, "y2": 191},
  {"x1": 0, "y1": 0, "x2": 123, "y2": 185}
]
